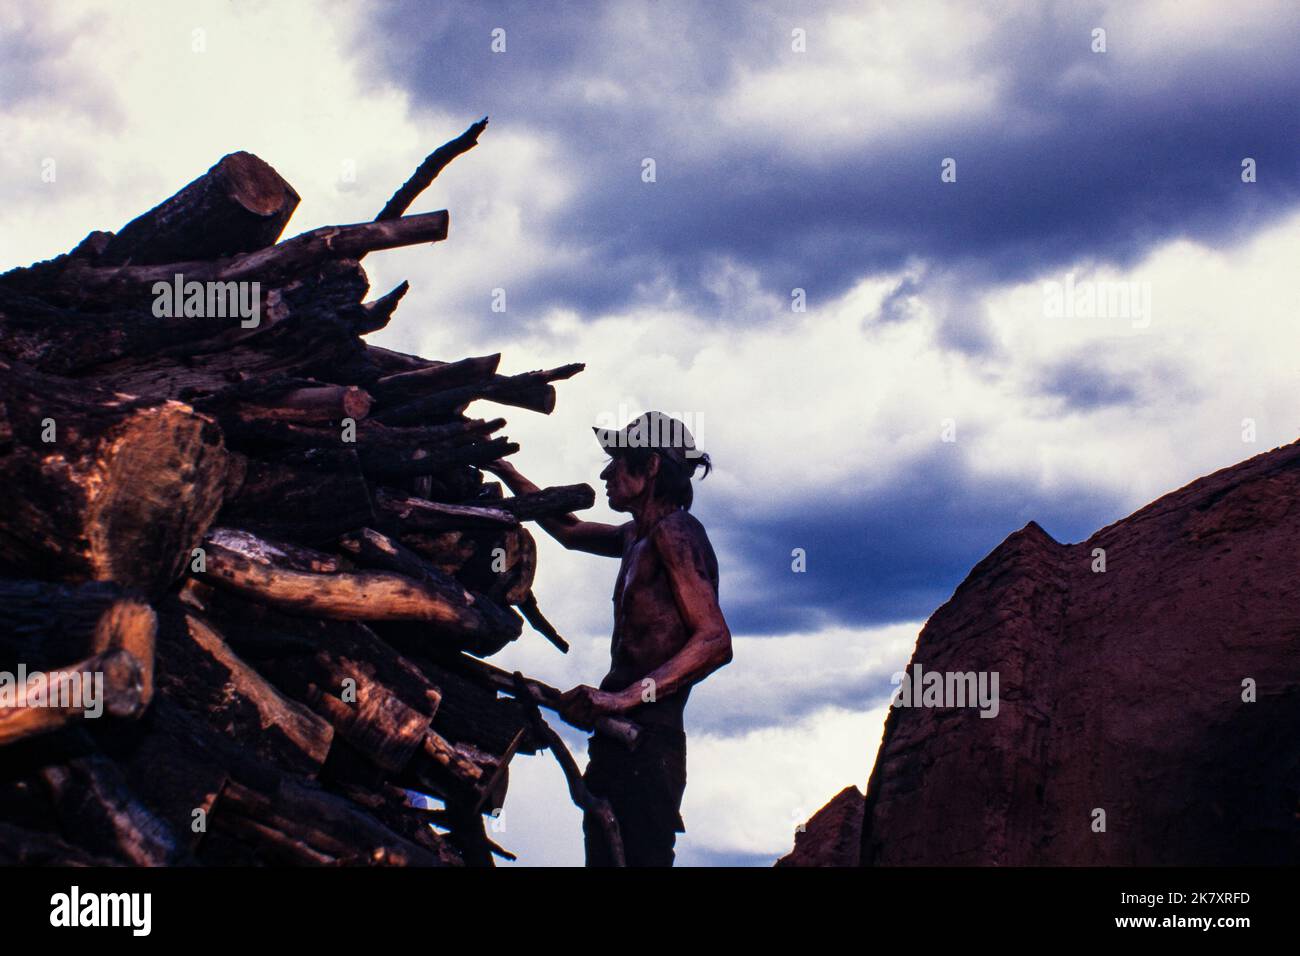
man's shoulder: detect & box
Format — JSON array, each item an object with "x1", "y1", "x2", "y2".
[
  {"x1": 654, "y1": 508, "x2": 710, "y2": 540},
  {"x1": 650, "y1": 510, "x2": 718, "y2": 562}
]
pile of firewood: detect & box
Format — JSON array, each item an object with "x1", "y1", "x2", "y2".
[{"x1": 0, "y1": 119, "x2": 621, "y2": 866}]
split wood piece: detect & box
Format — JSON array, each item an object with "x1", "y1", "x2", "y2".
[
  {"x1": 377, "y1": 117, "x2": 489, "y2": 221},
  {"x1": 39, "y1": 753, "x2": 180, "y2": 865},
  {"x1": 39, "y1": 211, "x2": 449, "y2": 297},
  {"x1": 218, "y1": 452, "x2": 376, "y2": 547},
  {"x1": 354, "y1": 280, "x2": 409, "y2": 334},
  {"x1": 98, "y1": 151, "x2": 301, "y2": 266},
  {"x1": 0, "y1": 648, "x2": 147, "y2": 747},
  {"x1": 453, "y1": 654, "x2": 641, "y2": 750},
  {"x1": 210, "y1": 776, "x2": 444, "y2": 866},
  {"x1": 154, "y1": 601, "x2": 334, "y2": 775},
  {"x1": 196, "y1": 527, "x2": 516, "y2": 644},
  {"x1": 0, "y1": 359, "x2": 229, "y2": 593},
  {"x1": 375, "y1": 363, "x2": 585, "y2": 423},
  {"x1": 518, "y1": 590, "x2": 570, "y2": 653},
  {"x1": 511, "y1": 671, "x2": 625, "y2": 867},
  {"x1": 375, "y1": 487, "x2": 518, "y2": 532},
  {"x1": 371, "y1": 353, "x2": 502, "y2": 405},
  {"x1": 496, "y1": 483, "x2": 597, "y2": 521}
]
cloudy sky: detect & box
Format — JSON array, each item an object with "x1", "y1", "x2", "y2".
[{"x1": 3, "y1": 0, "x2": 1298, "y2": 865}]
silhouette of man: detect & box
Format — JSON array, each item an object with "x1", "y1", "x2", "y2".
[{"x1": 486, "y1": 411, "x2": 732, "y2": 866}]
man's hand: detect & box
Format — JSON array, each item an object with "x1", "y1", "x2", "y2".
[
  {"x1": 557, "y1": 684, "x2": 633, "y2": 730},
  {"x1": 483, "y1": 458, "x2": 521, "y2": 481}
]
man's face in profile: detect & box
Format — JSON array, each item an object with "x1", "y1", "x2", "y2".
[{"x1": 599, "y1": 453, "x2": 654, "y2": 512}]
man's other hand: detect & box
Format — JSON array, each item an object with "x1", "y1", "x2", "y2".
[{"x1": 558, "y1": 684, "x2": 627, "y2": 729}]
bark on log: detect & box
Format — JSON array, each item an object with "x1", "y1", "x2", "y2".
[
  {"x1": 99, "y1": 151, "x2": 301, "y2": 266},
  {"x1": 0, "y1": 360, "x2": 229, "y2": 593}
]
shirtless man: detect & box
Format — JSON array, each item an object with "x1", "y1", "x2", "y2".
[{"x1": 486, "y1": 411, "x2": 732, "y2": 866}]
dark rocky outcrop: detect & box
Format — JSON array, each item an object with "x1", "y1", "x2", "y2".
[
  {"x1": 776, "y1": 786, "x2": 862, "y2": 867},
  {"x1": 789, "y1": 439, "x2": 1300, "y2": 865}
]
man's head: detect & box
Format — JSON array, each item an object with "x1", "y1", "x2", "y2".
[{"x1": 594, "y1": 411, "x2": 712, "y2": 512}]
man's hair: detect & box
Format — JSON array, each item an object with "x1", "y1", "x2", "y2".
[{"x1": 614, "y1": 447, "x2": 712, "y2": 510}]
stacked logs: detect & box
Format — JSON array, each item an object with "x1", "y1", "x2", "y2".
[{"x1": 0, "y1": 119, "x2": 605, "y2": 866}]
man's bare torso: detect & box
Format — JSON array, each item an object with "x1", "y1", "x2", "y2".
[{"x1": 599, "y1": 509, "x2": 720, "y2": 728}]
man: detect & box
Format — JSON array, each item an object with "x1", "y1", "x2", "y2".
[{"x1": 486, "y1": 411, "x2": 732, "y2": 866}]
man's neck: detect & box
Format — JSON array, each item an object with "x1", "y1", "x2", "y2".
[{"x1": 630, "y1": 496, "x2": 678, "y2": 540}]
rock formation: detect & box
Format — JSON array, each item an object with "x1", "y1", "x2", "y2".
[
  {"x1": 791, "y1": 439, "x2": 1300, "y2": 865},
  {"x1": 776, "y1": 786, "x2": 862, "y2": 867}
]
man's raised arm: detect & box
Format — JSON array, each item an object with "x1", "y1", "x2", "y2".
[{"x1": 485, "y1": 459, "x2": 625, "y2": 557}]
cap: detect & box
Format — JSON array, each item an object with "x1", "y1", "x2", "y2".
[{"x1": 592, "y1": 411, "x2": 700, "y2": 468}]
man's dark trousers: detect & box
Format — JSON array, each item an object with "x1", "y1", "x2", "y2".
[{"x1": 582, "y1": 724, "x2": 687, "y2": 867}]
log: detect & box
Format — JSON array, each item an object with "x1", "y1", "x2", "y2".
[
  {"x1": 196, "y1": 527, "x2": 518, "y2": 645},
  {"x1": 375, "y1": 363, "x2": 585, "y2": 423},
  {"x1": 375, "y1": 487, "x2": 517, "y2": 532},
  {"x1": 496, "y1": 484, "x2": 596, "y2": 521},
  {"x1": 371, "y1": 354, "x2": 501, "y2": 405},
  {"x1": 46, "y1": 212, "x2": 449, "y2": 297},
  {"x1": 98, "y1": 151, "x2": 301, "y2": 266},
  {"x1": 0, "y1": 360, "x2": 229, "y2": 593},
  {"x1": 0, "y1": 648, "x2": 147, "y2": 746}
]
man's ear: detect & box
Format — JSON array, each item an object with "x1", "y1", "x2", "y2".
[{"x1": 646, "y1": 453, "x2": 661, "y2": 478}]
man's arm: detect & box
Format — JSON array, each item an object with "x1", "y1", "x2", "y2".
[
  {"x1": 484, "y1": 459, "x2": 625, "y2": 557},
  {"x1": 561, "y1": 517, "x2": 732, "y2": 726}
]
